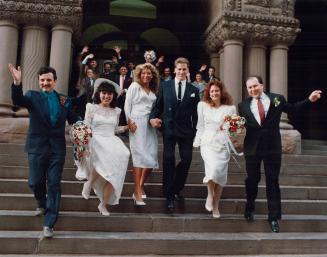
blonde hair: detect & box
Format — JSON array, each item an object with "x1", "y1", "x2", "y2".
[
  {"x1": 174, "y1": 57, "x2": 190, "y2": 68},
  {"x1": 134, "y1": 63, "x2": 159, "y2": 94}
]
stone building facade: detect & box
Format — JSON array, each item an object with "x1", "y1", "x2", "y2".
[{"x1": 0, "y1": 0, "x2": 303, "y2": 153}]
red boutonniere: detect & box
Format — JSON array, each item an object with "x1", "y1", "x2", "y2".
[{"x1": 60, "y1": 96, "x2": 67, "y2": 107}]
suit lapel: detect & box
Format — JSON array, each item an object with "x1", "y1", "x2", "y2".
[
  {"x1": 264, "y1": 93, "x2": 275, "y2": 122},
  {"x1": 37, "y1": 93, "x2": 52, "y2": 127},
  {"x1": 169, "y1": 80, "x2": 178, "y2": 106},
  {"x1": 180, "y1": 83, "x2": 191, "y2": 105},
  {"x1": 244, "y1": 97, "x2": 261, "y2": 127}
]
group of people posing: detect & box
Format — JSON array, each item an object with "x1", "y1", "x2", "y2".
[{"x1": 8, "y1": 56, "x2": 321, "y2": 238}]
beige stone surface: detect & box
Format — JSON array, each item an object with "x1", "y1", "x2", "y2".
[
  {"x1": 0, "y1": 117, "x2": 28, "y2": 143},
  {"x1": 281, "y1": 129, "x2": 302, "y2": 154}
]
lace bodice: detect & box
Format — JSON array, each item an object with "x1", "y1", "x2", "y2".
[{"x1": 84, "y1": 103, "x2": 126, "y2": 136}]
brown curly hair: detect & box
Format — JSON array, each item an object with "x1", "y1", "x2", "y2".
[
  {"x1": 203, "y1": 80, "x2": 233, "y2": 107},
  {"x1": 134, "y1": 63, "x2": 160, "y2": 94}
]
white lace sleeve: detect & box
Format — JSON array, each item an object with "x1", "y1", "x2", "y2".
[
  {"x1": 193, "y1": 102, "x2": 205, "y2": 147},
  {"x1": 114, "y1": 108, "x2": 128, "y2": 134},
  {"x1": 84, "y1": 103, "x2": 95, "y2": 126}
]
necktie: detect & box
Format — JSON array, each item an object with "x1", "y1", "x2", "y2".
[
  {"x1": 120, "y1": 76, "x2": 124, "y2": 89},
  {"x1": 177, "y1": 81, "x2": 182, "y2": 104},
  {"x1": 257, "y1": 97, "x2": 265, "y2": 125}
]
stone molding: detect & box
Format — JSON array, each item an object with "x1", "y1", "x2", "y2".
[
  {"x1": 0, "y1": 0, "x2": 82, "y2": 34},
  {"x1": 204, "y1": 9, "x2": 300, "y2": 53}
]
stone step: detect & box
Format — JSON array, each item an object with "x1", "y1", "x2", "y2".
[
  {"x1": 1, "y1": 167, "x2": 326, "y2": 186},
  {"x1": 1, "y1": 211, "x2": 327, "y2": 233},
  {"x1": 1, "y1": 193, "x2": 327, "y2": 215},
  {"x1": 0, "y1": 255, "x2": 326, "y2": 257},
  {"x1": 302, "y1": 140, "x2": 327, "y2": 147},
  {"x1": 1, "y1": 179, "x2": 327, "y2": 200},
  {"x1": 0, "y1": 231, "x2": 326, "y2": 255}
]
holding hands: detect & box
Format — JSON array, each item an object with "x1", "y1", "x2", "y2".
[
  {"x1": 128, "y1": 118, "x2": 137, "y2": 133},
  {"x1": 309, "y1": 90, "x2": 322, "y2": 102},
  {"x1": 150, "y1": 118, "x2": 162, "y2": 128},
  {"x1": 8, "y1": 63, "x2": 22, "y2": 85}
]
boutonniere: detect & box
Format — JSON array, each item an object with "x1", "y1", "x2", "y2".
[
  {"x1": 60, "y1": 96, "x2": 69, "y2": 108},
  {"x1": 272, "y1": 97, "x2": 280, "y2": 107},
  {"x1": 190, "y1": 93, "x2": 195, "y2": 98}
]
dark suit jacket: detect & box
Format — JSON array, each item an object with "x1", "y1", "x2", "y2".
[
  {"x1": 12, "y1": 84, "x2": 80, "y2": 155},
  {"x1": 150, "y1": 80, "x2": 200, "y2": 139},
  {"x1": 238, "y1": 92, "x2": 310, "y2": 156}
]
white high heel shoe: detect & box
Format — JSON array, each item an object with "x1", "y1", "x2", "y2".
[
  {"x1": 82, "y1": 181, "x2": 92, "y2": 199},
  {"x1": 98, "y1": 203, "x2": 110, "y2": 216},
  {"x1": 205, "y1": 196, "x2": 213, "y2": 212},
  {"x1": 132, "y1": 193, "x2": 146, "y2": 206}
]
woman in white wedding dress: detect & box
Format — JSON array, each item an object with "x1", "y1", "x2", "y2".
[
  {"x1": 193, "y1": 80, "x2": 236, "y2": 218},
  {"x1": 124, "y1": 63, "x2": 159, "y2": 205},
  {"x1": 80, "y1": 79, "x2": 130, "y2": 216}
]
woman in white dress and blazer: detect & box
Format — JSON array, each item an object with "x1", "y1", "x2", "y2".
[
  {"x1": 193, "y1": 80, "x2": 236, "y2": 218},
  {"x1": 124, "y1": 63, "x2": 160, "y2": 205}
]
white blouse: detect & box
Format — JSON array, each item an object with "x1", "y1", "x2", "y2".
[{"x1": 124, "y1": 82, "x2": 157, "y2": 119}]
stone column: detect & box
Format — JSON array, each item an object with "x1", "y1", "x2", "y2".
[
  {"x1": 223, "y1": 40, "x2": 243, "y2": 104},
  {"x1": 0, "y1": 20, "x2": 19, "y2": 116},
  {"x1": 210, "y1": 53, "x2": 220, "y2": 78},
  {"x1": 270, "y1": 44, "x2": 288, "y2": 98},
  {"x1": 219, "y1": 48, "x2": 224, "y2": 81},
  {"x1": 49, "y1": 25, "x2": 73, "y2": 94},
  {"x1": 270, "y1": 44, "x2": 301, "y2": 153},
  {"x1": 244, "y1": 44, "x2": 267, "y2": 85},
  {"x1": 21, "y1": 26, "x2": 49, "y2": 92}
]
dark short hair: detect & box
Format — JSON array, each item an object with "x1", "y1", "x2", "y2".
[
  {"x1": 38, "y1": 67, "x2": 57, "y2": 81},
  {"x1": 93, "y1": 82, "x2": 117, "y2": 108},
  {"x1": 246, "y1": 75, "x2": 263, "y2": 84}
]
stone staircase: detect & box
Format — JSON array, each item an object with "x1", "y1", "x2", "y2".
[{"x1": 0, "y1": 139, "x2": 327, "y2": 255}]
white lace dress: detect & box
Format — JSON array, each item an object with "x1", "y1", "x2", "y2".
[
  {"x1": 193, "y1": 102, "x2": 237, "y2": 186},
  {"x1": 77, "y1": 103, "x2": 130, "y2": 205},
  {"x1": 124, "y1": 82, "x2": 158, "y2": 169}
]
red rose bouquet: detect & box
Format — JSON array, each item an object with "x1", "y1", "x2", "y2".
[
  {"x1": 222, "y1": 114, "x2": 245, "y2": 137},
  {"x1": 70, "y1": 121, "x2": 92, "y2": 161}
]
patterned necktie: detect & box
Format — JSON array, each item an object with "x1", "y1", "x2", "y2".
[{"x1": 257, "y1": 97, "x2": 265, "y2": 125}]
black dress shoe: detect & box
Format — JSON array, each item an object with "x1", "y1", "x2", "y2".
[
  {"x1": 174, "y1": 193, "x2": 184, "y2": 201},
  {"x1": 269, "y1": 220, "x2": 279, "y2": 233},
  {"x1": 244, "y1": 211, "x2": 254, "y2": 222},
  {"x1": 166, "y1": 198, "x2": 174, "y2": 210}
]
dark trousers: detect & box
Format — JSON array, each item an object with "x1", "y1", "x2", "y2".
[
  {"x1": 162, "y1": 136, "x2": 193, "y2": 198},
  {"x1": 117, "y1": 95, "x2": 127, "y2": 126},
  {"x1": 244, "y1": 153, "x2": 282, "y2": 221},
  {"x1": 28, "y1": 152, "x2": 65, "y2": 228}
]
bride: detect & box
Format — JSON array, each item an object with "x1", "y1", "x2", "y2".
[
  {"x1": 78, "y1": 78, "x2": 130, "y2": 216},
  {"x1": 193, "y1": 80, "x2": 236, "y2": 218}
]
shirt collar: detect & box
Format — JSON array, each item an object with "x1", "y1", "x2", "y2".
[{"x1": 175, "y1": 78, "x2": 186, "y2": 86}]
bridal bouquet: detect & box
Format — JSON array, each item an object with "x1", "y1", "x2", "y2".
[
  {"x1": 70, "y1": 121, "x2": 92, "y2": 161},
  {"x1": 222, "y1": 114, "x2": 245, "y2": 137}
]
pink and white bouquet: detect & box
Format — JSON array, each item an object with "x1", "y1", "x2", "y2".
[
  {"x1": 70, "y1": 121, "x2": 92, "y2": 161},
  {"x1": 222, "y1": 114, "x2": 245, "y2": 137}
]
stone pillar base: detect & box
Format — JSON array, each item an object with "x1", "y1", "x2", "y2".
[
  {"x1": 229, "y1": 129, "x2": 301, "y2": 155},
  {"x1": 281, "y1": 129, "x2": 301, "y2": 154},
  {"x1": 0, "y1": 117, "x2": 29, "y2": 143}
]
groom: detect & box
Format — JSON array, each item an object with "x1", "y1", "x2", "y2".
[
  {"x1": 238, "y1": 75, "x2": 322, "y2": 232},
  {"x1": 9, "y1": 64, "x2": 80, "y2": 238},
  {"x1": 150, "y1": 57, "x2": 200, "y2": 210}
]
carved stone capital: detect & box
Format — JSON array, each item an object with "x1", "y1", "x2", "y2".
[
  {"x1": 0, "y1": 0, "x2": 82, "y2": 34},
  {"x1": 204, "y1": 9, "x2": 300, "y2": 50}
]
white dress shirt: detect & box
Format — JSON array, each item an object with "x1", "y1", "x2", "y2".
[
  {"x1": 250, "y1": 92, "x2": 270, "y2": 125},
  {"x1": 174, "y1": 78, "x2": 186, "y2": 101}
]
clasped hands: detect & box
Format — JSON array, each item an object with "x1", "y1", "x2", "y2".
[
  {"x1": 150, "y1": 118, "x2": 162, "y2": 129},
  {"x1": 128, "y1": 118, "x2": 137, "y2": 133}
]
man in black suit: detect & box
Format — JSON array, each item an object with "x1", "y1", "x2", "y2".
[
  {"x1": 9, "y1": 64, "x2": 80, "y2": 238},
  {"x1": 238, "y1": 75, "x2": 322, "y2": 232},
  {"x1": 150, "y1": 57, "x2": 200, "y2": 210},
  {"x1": 112, "y1": 64, "x2": 132, "y2": 126}
]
